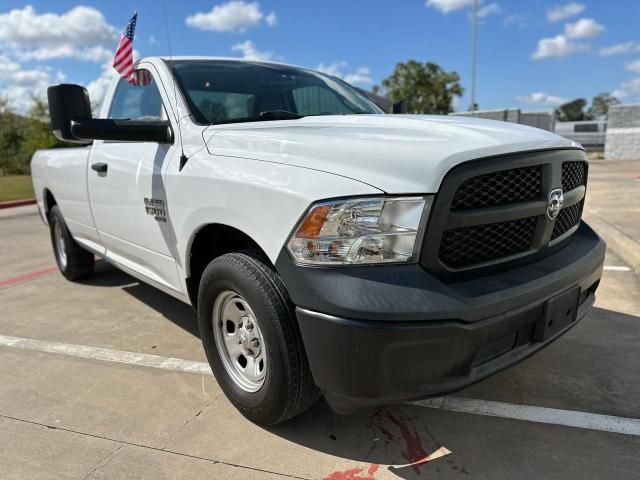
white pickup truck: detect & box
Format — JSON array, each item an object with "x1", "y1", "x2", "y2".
[{"x1": 32, "y1": 57, "x2": 605, "y2": 425}]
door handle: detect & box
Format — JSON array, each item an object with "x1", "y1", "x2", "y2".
[{"x1": 91, "y1": 162, "x2": 108, "y2": 173}]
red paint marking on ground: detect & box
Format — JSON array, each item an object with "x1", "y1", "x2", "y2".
[
  {"x1": 374, "y1": 410, "x2": 429, "y2": 474},
  {"x1": 0, "y1": 198, "x2": 36, "y2": 209},
  {"x1": 324, "y1": 464, "x2": 380, "y2": 480},
  {"x1": 0, "y1": 266, "x2": 58, "y2": 287}
]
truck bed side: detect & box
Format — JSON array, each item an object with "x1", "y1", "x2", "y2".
[{"x1": 31, "y1": 146, "x2": 99, "y2": 249}]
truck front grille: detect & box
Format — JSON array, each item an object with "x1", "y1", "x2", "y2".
[
  {"x1": 562, "y1": 161, "x2": 587, "y2": 192},
  {"x1": 450, "y1": 166, "x2": 542, "y2": 210},
  {"x1": 439, "y1": 217, "x2": 537, "y2": 268},
  {"x1": 551, "y1": 199, "x2": 584, "y2": 240},
  {"x1": 421, "y1": 151, "x2": 588, "y2": 277}
]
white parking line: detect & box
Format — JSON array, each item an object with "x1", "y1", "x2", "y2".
[
  {"x1": 2, "y1": 333, "x2": 639, "y2": 437},
  {"x1": 604, "y1": 265, "x2": 632, "y2": 272},
  {"x1": 0, "y1": 334, "x2": 212, "y2": 376},
  {"x1": 414, "y1": 397, "x2": 640, "y2": 437}
]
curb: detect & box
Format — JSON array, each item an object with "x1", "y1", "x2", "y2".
[
  {"x1": 0, "y1": 198, "x2": 36, "y2": 210},
  {"x1": 585, "y1": 213, "x2": 640, "y2": 273}
]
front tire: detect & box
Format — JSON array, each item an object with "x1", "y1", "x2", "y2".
[
  {"x1": 48, "y1": 205, "x2": 94, "y2": 281},
  {"x1": 197, "y1": 252, "x2": 319, "y2": 425}
]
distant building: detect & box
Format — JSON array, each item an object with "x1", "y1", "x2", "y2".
[
  {"x1": 450, "y1": 108, "x2": 556, "y2": 133},
  {"x1": 605, "y1": 104, "x2": 640, "y2": 160},
  {"x1": 520, "y1": 110, "x2": 556, "y2": 132},
  {"x1": 555, "y1": 120, "x2": 606, "y2": 150},
  {"x1": 451, "y1": 108, "x2": 521, "y2": 124}
]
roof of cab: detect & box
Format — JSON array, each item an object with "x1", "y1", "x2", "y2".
[{"x1": 150, "y1": 55, "x2": 311, "y2": 71}]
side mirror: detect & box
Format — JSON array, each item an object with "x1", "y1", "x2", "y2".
[
  {"x1": 47, "y1": 83, "x2": 173, "y2": 144},
  {"x1": 70, "y1": 119, "x2": 173, "y2": 144},
  {"x1": 47, "y1": 84, "x2": 93, "y2": 144},
  {"x1": 392, "y1": 100, "x2": 408, "y2": 114}
]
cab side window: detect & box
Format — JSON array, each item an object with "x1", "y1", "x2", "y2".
[{"x1": 109, "y1": 70, "x2": 166, "y2": 120}]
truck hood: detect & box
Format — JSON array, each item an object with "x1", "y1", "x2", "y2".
[{"x1": 202, "y1": 114, "x2": 579, "y2": 193}]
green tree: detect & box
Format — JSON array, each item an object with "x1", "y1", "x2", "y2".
[
  {"x1": 0, "y1": 96, "x2": 78, "y2": 176},
  {"x1": 555, "y1": 98, "x2": 593, "y2": 122},
  {"x1": 381, "y1": 60, "x2": 464, "y2": 114},
  {"x1": 589, "y1": 92, "x2": 621, "y2": 119},
  {"x1": 0, "y1": 109, "x2": 29, "y2": 175},
  {"x1": 0, "y1": 94, "x2": 10, "y2": 114}
]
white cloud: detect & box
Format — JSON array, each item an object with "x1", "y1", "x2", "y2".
[
  {"x1": 599, "y1": 42, "x2": 640, "y2": 56},
  {"x1": 564, "y1": 18, "x2": 604, "y2": 39},
  {"x1": 547, "y1": 2, "x2": 585, "y2": 22},
  {"x1": 531, "y1": 34, "x2": 589, "y2": 60},
  {"x1": 231, "y1": 40, "x2": 273, "y2": 61},
  {"x1": 0, "y1": 6, "x2": 118, "y2": 64},
  {"x1": 344, "y1": 67, "x2": 373, "y2": 85},
  {"x1": 186, "y1": 1, "x2": 274, "y2": 32},
  {"x1": 0, "y1": 6, "x2": 117, "y2": 48},
  {"x1": 426, "y1": 0, "x2": 474, "y2": 14},
  {"x1": 612, "y1": 78, "x2": 640, "y2": 101},
  {"x1": 316, "y1": 62, "x2": 373, "y2": 86},
  {"x1": 149, "y1": 35, "x2": 159, "y2": 46},
  {"x1": 503, "y1": 13, "x2": 527, "y2": 28},
  {"x1": 18, "y1": 45, "x2": 113, "y2": 63},
  {"x1": 625, "y1": 60, "x2": 640, "y2": 74},
  {"x1": 265, "y1": 12, "x2": 277, "y2": 27},
  {"x1": 0, "y1": 55, "x2": 54, "y2": 113},
  {"x1": 516, "y1": 92, "x2": 569, "y2": 106},
  {"x1": 316, "y1": 61, "x2": 347, "y2": 77},
  {"x1": 0, "y1": 55, "x2": 19, "y2": 76},
  {"x1": 86, "y1": 64, "x2": 119, "y2": 115},
  {"x1": 477, "y1": 3, "x2": 502, "y2": 18}
]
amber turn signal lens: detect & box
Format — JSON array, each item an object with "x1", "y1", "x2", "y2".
[{"x1": 295, "y1": 204, "x2": 332, "y2": 238}]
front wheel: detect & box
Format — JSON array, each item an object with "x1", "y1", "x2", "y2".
[{"x1": 197, "y1": 252, "x2": 319, "y2": 425}]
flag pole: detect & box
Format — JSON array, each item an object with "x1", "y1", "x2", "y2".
[{"x1": 470, "y1": 0, "x2": 478, "y2": 115}]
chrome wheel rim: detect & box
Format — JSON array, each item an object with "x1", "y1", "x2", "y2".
[
  {"x1": 212, "y1": 290, "x2": 267, "y2": 392},
  {"x1": 53, "y1": 220, "x2": 67, "y2": 269}
]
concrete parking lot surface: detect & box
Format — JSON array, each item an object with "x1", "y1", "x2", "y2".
[{"x1": 1, "y1": 162, "x2": 640, "y2": 479}]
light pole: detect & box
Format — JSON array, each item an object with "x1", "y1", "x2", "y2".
[{"x1": 470, "y1": 0, "x2": 478, "y2": 114}]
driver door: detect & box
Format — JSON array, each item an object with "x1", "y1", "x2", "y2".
[{"x1": 87, "y1": 68, "x2": 181, "y2": 292}]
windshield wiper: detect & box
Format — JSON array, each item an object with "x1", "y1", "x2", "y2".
[{"x1": 258, "y1": 110, "x2": 304, "y2": 120}]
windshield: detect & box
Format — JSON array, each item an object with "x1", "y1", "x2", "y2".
[{"x1": 170, "y1": 60, "x2": 384, "y2": 125}]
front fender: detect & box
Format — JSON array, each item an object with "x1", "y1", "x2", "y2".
[{"x1": 166, "y1": 151, "x2": 382, "y2": 277}]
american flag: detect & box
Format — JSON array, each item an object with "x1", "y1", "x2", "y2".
[{"x1": 113, "y1": 12, "x2": 150, "y2": 85}]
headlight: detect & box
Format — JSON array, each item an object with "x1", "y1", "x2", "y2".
[{"x1": 287, "y1": 196, "x2": 432, "y2": 265}]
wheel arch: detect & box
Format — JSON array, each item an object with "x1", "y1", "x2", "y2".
[
  {"x1": 185, "y1": 223, "x2": 274, "y2": 309},
  {"x1": 43, "y1": 188, "x2": 57, "y2": 219}
]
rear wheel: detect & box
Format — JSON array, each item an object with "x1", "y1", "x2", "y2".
[
  {"x1": 48, "y1": 205, "x2": 94, "y2": 281},
  {"x1": 197, "y1": 251, "x2": 320, "y2": 425}
]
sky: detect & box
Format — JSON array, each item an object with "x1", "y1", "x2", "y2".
[{"x1": 1, "y1": 0, "x2": 639, "y2": 114}]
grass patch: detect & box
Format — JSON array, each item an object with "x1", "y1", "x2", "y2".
[{"x1": 0, "y1": 175, "x2": 34, "y2": 202}]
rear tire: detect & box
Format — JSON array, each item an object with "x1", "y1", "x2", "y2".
[
  {"x1": 197, "y1": 251, "x2": 320, "y2": 425},
  {"x1": 48, "y1": 205, "x2": 94, "y2": 281}
]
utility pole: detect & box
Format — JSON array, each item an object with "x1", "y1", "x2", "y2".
[{"x1": 470, "y1": 0, "x2": 478, "y2": 115}]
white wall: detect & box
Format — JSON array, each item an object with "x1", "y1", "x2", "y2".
[{"x1": 605, "y1": 104, "x2": 640, "y2": 160}]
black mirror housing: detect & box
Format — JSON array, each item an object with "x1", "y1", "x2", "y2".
[
  {"x1": 392, "y1": 100, "x2": 408, "y2": 114},
  {"x1": 70, "y1": 119, "x2": 173, "y2": 144},
  {"x1": 48, "y1": 83, "x2": 173, "y2": 145},
  {"x1": 47, "y1": 84, "x2": 93, "y2": 144}
]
